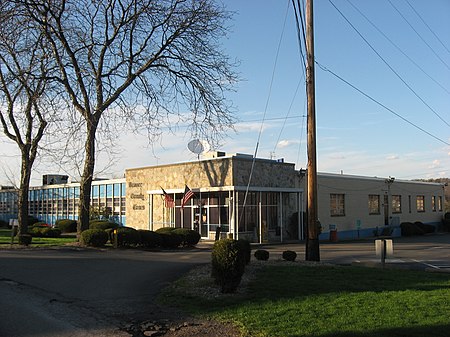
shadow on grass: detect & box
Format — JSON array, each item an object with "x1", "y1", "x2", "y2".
[
  {"x1": 245, "y1": 265, "x2": 450, "y2": 299},
  {"x1": 291, "y1": 324, "x2": 450, "y2": 337}
]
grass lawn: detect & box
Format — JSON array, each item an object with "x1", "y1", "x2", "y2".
[
  {"x1": 0, "y1": 228, "x2": 77, "y2": 247},
  {"x1": 160, "y1": 263, "x2": 450, "y2": 337}
]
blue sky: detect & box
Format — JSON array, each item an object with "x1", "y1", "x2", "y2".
[{"x1": 1, "y1": 0, "x2": 449, "y2": 185}]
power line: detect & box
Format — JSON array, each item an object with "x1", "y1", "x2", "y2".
[
  {"x1": 272, "y1": 78, "x2": 304, "y2": 154},
  {"x1": 291, "y1": 0, "x2": 307, "y2": 73},
  {"x1": 346, "y1": 0, "x2": 450, "y2": 96},
  {"x1": 387, "y1": 0, "x2": 450, "y2": 72},
  {"x1": 404, "y1": 0, "x2": 450, "y2": 55},
  {"x1": 316, "y1": 61, "x2": 450, "y2": 146},
  {"x1": 329, "y1": 0, "x2": 450, "y2": 128},
  {"x1": 238, "y1": 0, "x2": 292, "y2": 229}
]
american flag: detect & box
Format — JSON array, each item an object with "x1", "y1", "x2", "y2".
[
  {"x1": 161, "y1": 187, "x2": 175, "y2": 208},
  {"x1": 181, "y1": 185, "x2": 194, "y2": 208}
]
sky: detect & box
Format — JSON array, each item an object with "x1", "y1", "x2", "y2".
[{"x1": 1, "y1": 0, "x2": 449, "y2": 186}]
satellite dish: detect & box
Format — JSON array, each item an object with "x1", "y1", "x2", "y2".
[{"x1": 187, "y1": 139, "x2": 204, "y2": 155}]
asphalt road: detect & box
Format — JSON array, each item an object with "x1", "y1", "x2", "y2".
[
  {"x1": 259, "y1": 232, "x2": 450, "y2": 270},
  {"x1": 0, "y1": 233, "x2": 449, "y2": 337},
  {"x1": 0, "y1": 247, "x2": 211, "y2": 337}
]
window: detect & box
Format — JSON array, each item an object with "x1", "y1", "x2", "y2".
[
  {"x1": 392, "y1": 195, "x2": 402, "y2": 213},
  {"x1": 438, "y1": 196, "x2": 443, "y2": 211},
  {"x1": 330, "y1": 194, "x2": 345, "y2": 216},
  {"x1": 416, "y1": 195, "x2": 425, "y2": 212},
  {"x1": 368, "y1": 195, "x2": 380, "y2": 214},
  {"x1": 431, "y1": 196, "x2": 436, "y2": 212}
]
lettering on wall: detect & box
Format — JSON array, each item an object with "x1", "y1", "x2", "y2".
[
  {"x1": 129, "y1": 182, "x2": 143, "y2": 188},
  {"x1": 128, "y1": 181, "x2": 145, "y2": 211},
  {"x1": 130, "y1": 193, "x2": 145, "y2": 200}
]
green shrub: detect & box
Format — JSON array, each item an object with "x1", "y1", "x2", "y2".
[
  {"x1": 80, "y1": 229, "x2": 108, "y2": 247},
  {"x1": 400, "y1": 222, "x2": 423, "y2": 236},
  {"x1": 415, "y1": 222, "x2": 435, "y2": 234},
  {"x1": 236, "y1": 239, "x2": 251, "y2": 265},
  {"x1": 443, "y1": 215, "x2": 450, "y2": 232},
  {"x1": 401, "y1": 222, "x2": 435, "y2": 236},
  {"x1": 18, "y1": 234, "x2": 32, "y2": 246},
  {"x1": 159, "y1": 231, "x2": 183, "y2": 249},
  {"x1": 111, "y1": 227, "x2": 140, "y2": 248},
  {"x1": 254, "y1": 249, "x2": 270, "y2": 261},
  {"x1": 282, "y1": 250, "x2": 297, "y2": 262},
  {"x1": 33, "y1": 221, "x2": 47, "y2": 227},
  {"x1": 172, "y1": 228, "x2": 201, "y2": 246},
  {"x1": 138, "y1": 230, "x2": 162, "y2": 248},
  {"x1": 89, "y1": 220, "x2": 119, "y2": 231},
  {"x1": 55, "y1": 219, "x2": 77, "y2": 233},
  {"x1": 28, "y1": 224, "x2": 61, "y2": 238},
  {"x1": 211, "y1": 239, "x2": 246, "y2": 293},
  {"x1": 155, "y1": 227, "x2": 176, "y2": 234},
  {"x1": 0, "y1": 220, "x2": 8, "y2": 228}
]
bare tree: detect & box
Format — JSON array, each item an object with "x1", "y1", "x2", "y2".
[
  {"x1": 0, "y1": 4, "x2": 54, "y2": 237},
  {"x1": 19, "y1": 0, "x2": 238, "y2": 236}
]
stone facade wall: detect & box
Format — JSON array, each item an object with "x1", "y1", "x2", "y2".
[
  {"x1": 125, "y1": 156, "x2": 300, "y2": 230},
  {"x1": 232, "y1": 159, "x2": 299, "y2": 188},
  {"x1": 125, "y1": 158, "x2": 235, "y2": 229}
]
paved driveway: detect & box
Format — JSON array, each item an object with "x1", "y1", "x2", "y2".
[
  {"x1": 1, "y1": 233, "x2": 449, "y2": 336},
  {"x1": 259, "y1": 232, "x2": 450, "y2": 271},
  {"x1": 0, "y1": 247, "x2": 211, "y2": 337}
]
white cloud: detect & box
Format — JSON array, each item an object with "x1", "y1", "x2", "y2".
[
  {"x1": 428, "y1": 159, "x2": 441, "y2": 169},
  {"x1": 277, "y1": 139, "x2": 299, "y2": 149},
  {"x1": 386, "y1": 155, "x2": 399, "y2": 160}
]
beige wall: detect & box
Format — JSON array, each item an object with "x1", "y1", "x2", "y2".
[
  {"x1": 314, "y1": 174, "x2": 444, "y2": 234},
  {"x1": 125, "y1": 156, "x2": 299, "y2": 230}
]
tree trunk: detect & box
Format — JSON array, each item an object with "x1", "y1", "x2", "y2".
[
  {"x1": 17, "y1": 153, "x2": 31, "y2": 237},
  {"x1": 77, "y1": 121, "x2": 97, "y2": 238}
]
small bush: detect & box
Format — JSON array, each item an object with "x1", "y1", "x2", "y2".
[
  {"x1": 155, "y1": 227, "x2": 176, "y2": 234},
  {"x1": 401, "y1": 221, "x2": 436, "y2": 236},
  {"x1": 28, "y1": 225, "x2": 61, "y2": 238},
  {"x1": 18, "y1": 234, "x2": 32, "y2": 246},
  {"x1": 0, "y1": 220, "x2": 9, "y2": 228},
  {"x1": 236, "y1": 239, "x2": 251, "y2": 265},
  {"x1": 254, "y1": 249, "x2": 270, "y2": 261},
  {"x1": 282, "y1": 250, "x2": 297, "y2": 262},
  {"x1": 89, "y1": 220, "x2": 119, "y2": 231},
  {"x1": 111, "y1": 227, "x2": 140, "y2": 248},
  {"x1": 159, "y1": 231, "x2": 183, "y2": 249},
  {"x1": 33, "y1": 221, "x2": 48, "y2": 227},
  {"x1": 172, "y1": 228, "x2": 201, "y2": 246},
  {"x1": 138, "y1": 230, "x2": 162, "y2": 248},
  {"x1": 415, "y1": 222, "x2": 435, "y2": 234},
  {"x1": 80, "y1": 229, "x2": 108, "y2": 247},
  {"x1": 55, "y1": 219, "x2": 77, "y2": 233},
  {"x1": 211, "y1": 239, "x2": 246, "y2": 293}
]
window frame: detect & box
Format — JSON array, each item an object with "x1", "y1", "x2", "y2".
[
  {"x1": 416, "y1": 195, "x2": 425, "y2": 213},
  {"x1": 330, "y1": 193, "x2": 345, "y2": 217},
  {"x1": 392, "y1": 195, "x2": 402, "y2": 214},
  {"x1": 368, "y1": 194, "x2": 380, "y2": 215}
]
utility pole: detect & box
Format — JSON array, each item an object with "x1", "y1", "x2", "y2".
[{"x1": 305, "y1": 0, "x2": 320, "y2": 261}]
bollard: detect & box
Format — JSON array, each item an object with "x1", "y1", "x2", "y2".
[{"x1": 375, "y1": 238, "x2": 393, "y2": 267}]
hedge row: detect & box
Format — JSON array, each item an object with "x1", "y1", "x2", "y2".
[
  {"x1": 81, "y1": 226, "x2": 201, "y2": 249},
  {"x1": 400, "y1": 221, "x2": 435, "y2": 236},
  {"x1": 28, "y1": 224, "x2": 61, "y2": 238}
]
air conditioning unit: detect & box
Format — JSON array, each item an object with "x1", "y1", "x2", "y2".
[{"x1": 42, "y1": 174, "x2": 69, "y2": 185}]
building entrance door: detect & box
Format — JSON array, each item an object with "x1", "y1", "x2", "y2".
[{"x1": 194, "y1": 206, "x2": 209, "y2": 238}]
